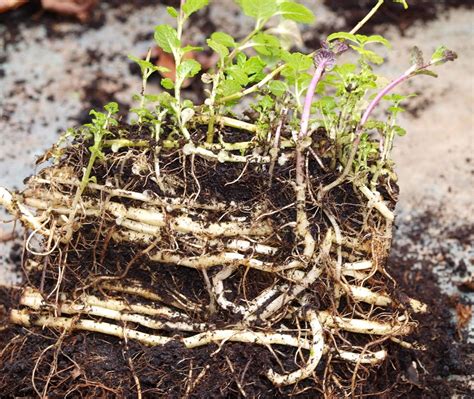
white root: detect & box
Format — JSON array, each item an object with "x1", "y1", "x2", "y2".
[
  {"x1": 32, "y1": 173, "x2": 230, "y2": 211},
  {"x1": 10, "y1": 309, "x2": 173, "y2": 346},
  {"x1": 100, "y1": 282, "x2": 203, "y2": 313},
  {"x1": 357, "y1": 184, "x2": 394, "y2": 222},
  {"x1": 10, "y1": 306, "x2": 387, "y2": 368},
  {"x1": 182, "y1": 329, "x2": 311, "y2": 350},
  {"x1": 0, "y1": 187, "x2": 50, "y2": 234},
  {"x1": 23, "y1": 192, "x2": 273, "y2": 238},
  {"x1": 211, "y1": 266, "x2": 247, "y2": 314},
  {"x1": 113, "y1": 231, "x2": 279, "y2": 258},
  {"x1": 149, "y1": 251, "x2": 296, "y2": 273},
  {"x1": 344, "y1": 285, "x2": 392, "y2": 307},
  {"x1": 337, "y1": 349, "x2": 387, "y2": 365},
  {"x1": 344, "y1": 285, "x2": 427, "y2": 313},
  {"x1": 246, "y1": 230, "x2": 333, "y2": 322},
  {"x1": 78, "y1": 294, "x2": 189, "y2": 319},
  {"x1": 20, "y1": 290, "x2": 206, "y2": 333},
  {"x1": 318, "y1": 311, "x2": 412, "y2": 336},
  {"x1": 222, "y1": 239, "x2": 277, "y2": 256},
  {"x1": 343, "y1": 260, "x2": 373, "y2": 271},
  {"x1": 182, "y1": 142, "x2": 272, "y2": 164},
  {"x1": 267, "y1": 309, "x2": 324, "y2": 386}
]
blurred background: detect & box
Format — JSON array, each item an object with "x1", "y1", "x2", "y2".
[{"x1": 0, "y1": 0, "x2": 473, "y2": 390}]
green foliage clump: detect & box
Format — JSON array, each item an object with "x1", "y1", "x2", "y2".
[{"x1": 73, "y1": 0, "x2": 457, "y2": 191}]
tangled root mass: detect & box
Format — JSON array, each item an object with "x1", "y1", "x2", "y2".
[{"x1": 0, "y1": 124, "x2": 425, "y2": 398}]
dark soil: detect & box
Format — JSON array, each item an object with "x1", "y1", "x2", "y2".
[{"x1": 1, "y1": 213, "x2": 472, "y2": 398}]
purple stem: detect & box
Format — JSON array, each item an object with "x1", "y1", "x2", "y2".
[
  {"x1": 320, "y1": 67, "x2": 417, "y2": 196},
  {"x1": 299, "y1": 61, "x2": 327, "y2": 140},
  {"x1": 359, "y1": 71, "x2": 411, "y2": 129}
]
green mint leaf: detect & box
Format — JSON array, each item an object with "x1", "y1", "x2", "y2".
[
  {"x1": 363, "y1": 34, "x2": 391, "y2": 48},
  {"x1": 241, "y1": 0, "x2": 278, "y2": 20},
  {"x1": 226, "y1": 66, "x2": 249, "y2": 86},
  {"x1": 161, "y1": 78, "x2": 175, "y2": 90},
  {"x1": 350, "y1": 45, "x2": 384, "y2": 64},
  {"x1": 327, "y1": 32, "x2": 357, "y2": 44},
  {"x1": 182, "y1": 45, "x2": 203, "y2": 54},
  {"x1": 154, "y1": 25, "x2": 180, "y2": 54},
  {"x1": 253, "y1": 33, "x2": 281, "y2": 56},
  {"x1": 243, "y1": 56, "x2": 266, "y2": 75},
  {"x1": 104, "y1": 102, "x2": 119, "y2": 114},
  {"x1": 207, "y1": 39, "x2": 229, "y2": 58},
  {"x1": 128, "y1": 55, "x2": 155, "y2": 73},
  {"x1": 128, "y1": 55, "x2": 170, "y2": 75},
  {"x1": 183, "y1": 0, "x2": 209, "y2": 18},
  {"x1": 166, "y1": 6, "x2": 178, "y2": 17},
  {"x1": 393, "y1": 126, "x2": 407, "y2": 136},
  {"x1": 278, "y1": 2, "x2": 315, "y2": 24},
  {"x1": 282, "y1": 52, "x2": 312, "y2": 71},
  {"x1": 211, "y1": 32, "x2": 236, "y2": 48},
  {"x1": 430, "y1": 45, "x2": 458, "y2": 65},
  {"x1": 268, "y1": 80, "x2": 286, "y2": 97},
  {"x1": 219, "y1": 79, "x2": 242, "y2": 97},
  {"x1": 177, "y1": 59, "x2": 202, "y2": 82}
]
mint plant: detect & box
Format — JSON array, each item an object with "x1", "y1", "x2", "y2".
[{"x1": 0, "y1": 0, "x2": 458, "y2": 397}]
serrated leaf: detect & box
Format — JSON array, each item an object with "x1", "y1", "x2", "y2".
[
  {"x1": 282, "y1": 52, "x2": 312, "y2": 71},
  {"x1": 243, "y1": 56, "x2": 266, "y2": 75},
  {"x1": 128, "y1": 55, "x2": 169, "y2": 75},
  {"x1": 227, "y1": 66, "x2": 249, "y2": 85},
  {"x1": 253, "y1": 33, "x2": 281, "y2": 56},
  {"x1": 393, "y1": 126, "x2": 407, "y2": 136},
  {"x1": 410, "y1": 46, "x2": 424, "y2": 68},
  {"x1": 241, "y1": 0, "x2": 278, "y2": 20},
  {"x1": 317, "y1": 96, "x2": 337, "y2": 111},
  {"x1": 207, "y1": 39, "x2": 229, "y2": 58},
  {"x1": 182, "y1": 45, "x2": 203, "y2": 54},
  {"x1": 104, "y1": 102, "x2": 119, "y2": 114},
  {"x1": 211, "y1": 32, "x2": 236, "y2": 48},
  {"x1": 161, "y1": 78, "x2": 175, "y2": 90},
  {"x1": 388, "y1": 106, "x2": 405, "y2": 114},
  {"x1": 183, "y1": 0, "x2": 208, "y2": 18},
  {"x1": 278, "y1": 1, "x2": 315, "y2": 24},
  {"x1": 166, "y1": 6, "x2": 178, "y2": 17},
  {"x1": 363, "y1": 34, "x2": 391, "y2": 48},
  {"x1": 350, "y1": 45, "x2": 384, "y2": 64},
  {"x1": 431, "y1": 45, "x2": 457, "y2": 65},
  {"x1": 219, "y1": 79, "x2": 242, "y2": 97},
  {"x1": 129, "y1": 55, "x2": 154, "y2": 72},
  {"x1": 327, "y1": 32, "x2": 358, "y2": 43},
  {"x1": 333, "y1": 63, "x2": 356, "y2": 77},
  {"x1": 268, "y1": 80, "x2": 286, "y2": 96},
  {"x1": 177, "y1": 59, "x2": 202, "y2": 82},
  {"x1": 154, "y1": 25, "x2": 180, "y2": 54}
]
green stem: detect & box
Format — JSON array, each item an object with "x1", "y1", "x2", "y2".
[
  {"x1": 349, "y1": 0, "x2": 384, "y2": 35},
  {"x1": 218, "y1": 64, "x2": 286, "y2": 104}
]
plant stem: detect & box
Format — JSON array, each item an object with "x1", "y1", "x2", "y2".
[
  {"x1": 349, "y1": 0, "x2": 384, "y2": 35},
  {"x1": 299, "y1": 61, "x2": 327, "y2": 139},
  {"x1": 321, "y1": 65, "x2": 417, "y2": 196},
  {"x1": 218, "y1": 64, "x2": 286, "y2": 104}
]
